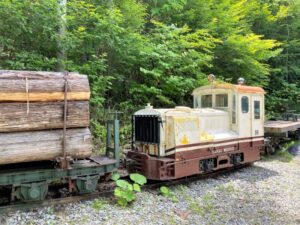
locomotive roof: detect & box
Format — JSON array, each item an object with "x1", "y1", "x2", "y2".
[
  {"x1": 135, "y1": 106, "x2": 227, "y2": 116},
  {"x1": 192, "y1": 83, "x2": 265, "y2": 95}
]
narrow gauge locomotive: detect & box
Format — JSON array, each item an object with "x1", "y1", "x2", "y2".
[{"x1": 127, "y1": 82, "x2": 266, "y2": 180}]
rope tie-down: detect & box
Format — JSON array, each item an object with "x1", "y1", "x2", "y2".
[
  {"x1": 25, "y1": 77, "x2": 30, "y2": 115},
  {"x1": 57, "y1": 71, "x2": 72, "y2": 169}
]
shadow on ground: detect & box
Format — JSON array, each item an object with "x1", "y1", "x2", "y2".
[{"x1": 211, "y1": 163, "x2": 280, "y2": 184}]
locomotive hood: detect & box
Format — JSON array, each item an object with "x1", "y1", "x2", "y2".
[
  {"x1": 134, "y1": 104, "x2": 227, "y2": 117},
  {"x1": 133, "y1": 104, "x2": 238, "y2": 157}
]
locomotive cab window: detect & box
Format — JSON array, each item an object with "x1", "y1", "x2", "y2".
[
  {"x1": 254, "y1": 100, "x2": 260, "y2": 119},
  {"x1": 241, "y1": 96, "x2": 249, "y2": 113},
  {"x1": 201, "y1": 95, "x2": 212, "y2": 108},
  {"x1": 215, "y1": 94, "x2": 228, "y2": 107},
  {"x1": 194, "y1": 97, "x2": 198, "y2": 108},
  {"x1": 194, "y1": 96, "x2": 201, "y2": 108}
]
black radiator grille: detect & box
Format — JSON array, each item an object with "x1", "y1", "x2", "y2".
[{"x1": 134, "y1": 116, "x2": 160, "y2": 144}]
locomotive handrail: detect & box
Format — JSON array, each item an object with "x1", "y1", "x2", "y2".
[{"x1": 106, "y1": 117, "x2": 120, "y2": 167}]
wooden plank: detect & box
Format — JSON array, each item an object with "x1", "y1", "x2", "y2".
[
  {"x1": 0, "y1": 128, "x2": 93, "y2": 165},
  {"x1": 0, "y1": 70, "x2": 90, "y2": 102},
  {"x1": 0, "y1": 101, "x2": 89, "y2": 133}
]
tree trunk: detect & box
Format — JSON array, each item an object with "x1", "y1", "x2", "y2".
[
  {"x1": 0, "y1": 70, "x2": 90, "y2": 102},
  {"x1": 0, "y1": 128, "x2": 92, "y2": 165},
  {"x1": 0, "y1": 101, "x2": 89, "y2": 132}
]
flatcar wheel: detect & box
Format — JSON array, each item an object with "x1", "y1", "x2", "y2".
[
  {"x1": 75, "y1": 175, "x2": 100, "y2": 194},
  {"x1": 265, "y1": 143, "x2": 276, "y2": 155},
  {"x1": 0, "y1": 186, "x2": 11, "y2": 205},
  {"x1": 13, "y1": 182, "x2": 48, "y2": 202},
  {"x1": 295, "y1": 129, "x2": 300, "y2": 140},
  {"x1": 265, "y1": 138, "x2": 277, "y2": 155}
]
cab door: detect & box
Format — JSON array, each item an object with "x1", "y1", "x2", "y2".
[
  {"x1": 251, "y1": 95, "x2": 263, "y2": 137},
  {"x1": 238, "y1": 94, "x2": 252, "y2": 138}
]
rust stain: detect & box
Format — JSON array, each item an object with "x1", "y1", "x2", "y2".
[{"x1": 153, "y1": 145, "x2": 157, "y2": 155}]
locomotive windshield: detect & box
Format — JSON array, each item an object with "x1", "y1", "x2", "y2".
[
  {"x1": 201, "y1": 95, "x2": 212, "y2": 107},
  {"x1": 215, "y1": 94, "x2": 228, "y2": 107},
  {"x1": 196, "y1": 93, "x2": 229, "y2": 109}
]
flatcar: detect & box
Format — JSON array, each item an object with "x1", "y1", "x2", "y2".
[
  {"x1": 0, "y1": 70, "x2": 120, "y2": 203},
  {"x1": 0, "y1": 118, "x2": 119, "y2": 203},
  {"x1": 264, "y1": 113, "x2": 300, "y2": 154},
  {"x1": 126, "y1": 78, "x2": 299, "y2": 180}
]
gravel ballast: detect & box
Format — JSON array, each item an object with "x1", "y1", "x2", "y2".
[{"x1": 1, "y1": 153, "x2": 300, "y2": 225}]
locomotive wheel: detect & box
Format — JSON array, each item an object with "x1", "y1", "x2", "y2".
[
  {"x1": 199, "y1": 159, "x2": 215, "y2": 172},
  {"x1": 231, "y1": 153, "x2": 243, "y2": 165},
  {"x1": 265, "y1": 142, "x2": 276, "y2": 155},
  {"x1": 265, "y1": 137, "x2": 280, "y2": 155}
]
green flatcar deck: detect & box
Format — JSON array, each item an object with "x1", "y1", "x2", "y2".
[{"x1": 0, "y1": 157, "x2": 117, "y2": 186}]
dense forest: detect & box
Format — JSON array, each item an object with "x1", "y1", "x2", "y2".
[{"x1": 0, "y1": 0, "x2": 299, "y2": 147}]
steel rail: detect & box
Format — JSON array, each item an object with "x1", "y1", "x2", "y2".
[{"x1": 0, "y1": 164, "x2": 250, "y2": 214}]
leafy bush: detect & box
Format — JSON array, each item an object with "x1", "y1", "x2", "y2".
[{"x1": 112, "y1": 173, "x2": 147, "y2": 207}]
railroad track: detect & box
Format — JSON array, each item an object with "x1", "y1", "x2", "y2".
[{"x1": 0, "y1": 164, "x2": 249, "y2": 214}]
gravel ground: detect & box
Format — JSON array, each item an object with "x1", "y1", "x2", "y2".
[{"x1": 1, "y1": 152, "x2": 300, "y2": 225}]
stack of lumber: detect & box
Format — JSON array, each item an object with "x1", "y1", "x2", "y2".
[{"x1": 0, "y1": 70, "x2": 92, "y2": 165}]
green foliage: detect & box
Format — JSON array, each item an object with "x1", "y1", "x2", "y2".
[
  {"x1": 157, "y1": 0, "x2": 282, "y2": 87},
  {"x1": 91, "y1": 199, "x2": 107, "y2": 210},
  {"x1": 90, "y1": 117, "x2": 107, "y2": 153},
  {"x1": 120, "y1": 123, "x2": 132, "y2": 147},
  {"x1": 111, "y1": 173, "x2": 121, "y2": 181},
  {"x1": 266, "y1": 81, "x2": 300, "y2": 118},
  {"x1": 130, "y1": 22, "x2": 218, "y2": 106},
  {"x1": 112, "y1": 173, "x2": 147, "y2": 207},
  {"x1": 276, "y1": 141, "x2": 298, "y2": 162},
  {"x1": 0, "y1": 0, "x2": 299, "y2": 134},
  {"x1": 283, "y1": 140, "x2": 300, "y2": 151},
  {"x1": 213, "y1": 33, "x2": 281, "y2": 86},
  {"x1": 264, "y1": 141, "x2": 298, "y2": 163},
  {"x1": 277, "y1": 150, "x2": 294, "y2": 163},
  {"x1": 187, "y1": 193, "x2": 216, "y2": 218},
  {"x1": 160, "y1": 186, "x2": 178, "y2": 202},
  {"x1": 0, "y1": 0, "x2": 59, "y2": 70},
  {"x1": 267, "y1": 148, "x2": 294, "y2": 163},
  {"x1": 261, "y1": 0, "x2": 300, "y2": 114},
  {"x1": 130, "y1": 173, "x2": 147, "y2": 185}
]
